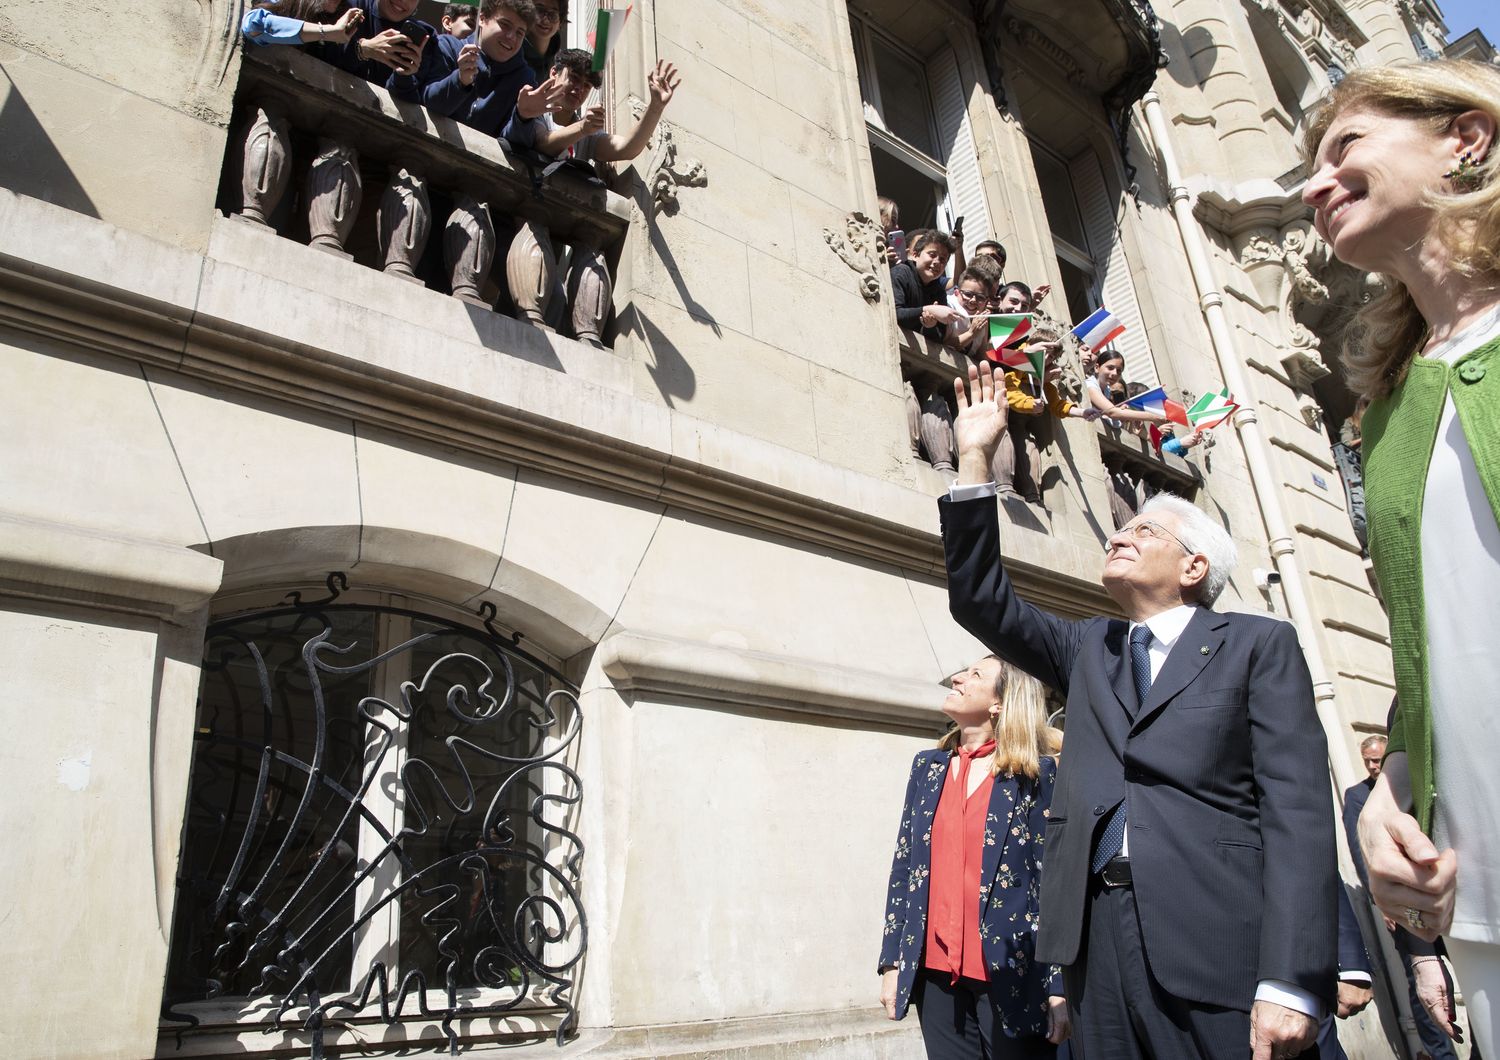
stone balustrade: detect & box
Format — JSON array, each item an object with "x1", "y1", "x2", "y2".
[{"x1": 228, "y1": 45, "x2": 632, "y2": 347}]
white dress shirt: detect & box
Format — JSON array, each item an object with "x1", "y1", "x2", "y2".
[{"x1": 945, "y1": 480, "x2": 1323, "y2": 1018}]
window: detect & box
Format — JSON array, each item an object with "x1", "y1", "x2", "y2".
[
  {"x1": 163, "y1": 590, "x2": 584, "y2": 1051},
  {"x1": 1028, "y1": 138, "x2": 1160, "y2": 388},
  {"x1": 849, "y1": 13, "x2": 991, "y2": 249}
]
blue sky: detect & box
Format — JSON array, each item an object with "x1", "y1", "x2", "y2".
[{"x1": 1437, "y1": 0, "x2": 1500, "y2": 43}]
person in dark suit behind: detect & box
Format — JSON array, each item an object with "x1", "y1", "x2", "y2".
[
  {"x1": 938, "y1": 363, "x2": 1337, "y2": 1060},
  {"x1": 1318, "y1": 883, "x2": 1375, "y2": 1060},
  {"x1": 878, "y1": 655, "x2": 1070, "y2": 1057}
]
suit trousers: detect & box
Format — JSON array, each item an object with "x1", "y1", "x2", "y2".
[
  {"x1": 1064, "y1": 881, "x2": 1323, "y2": 1060},
  {"x1": 914, "y1": 970, "x2": 1057, "y2": 1060}
]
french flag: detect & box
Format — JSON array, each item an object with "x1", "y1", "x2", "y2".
[
  {"x1": 1124, "y1": 386, "x2": 1191, "y2": 427},
  {"x1": 1071, "y1": 306, "x2": 1126, "y2": 349}
]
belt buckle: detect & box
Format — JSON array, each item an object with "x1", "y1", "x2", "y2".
[{"x1": 1098, "y1": 856, "x2": 1132, "y2": 889}]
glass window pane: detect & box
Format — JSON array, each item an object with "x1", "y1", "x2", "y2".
[
  {"x1": 871, "y1": 144, "x2": 944, "y2": 234},
  {"x1": 397, "y1": 622, "x2": 559, "y2": 993},
  {"x1": 1030, "y1": 144, "x2": 1090, "y2": 255},
  {"x1": 166, "y1": 610, "x2": 373, "y2": 1002},
  {"x1": 1057, "y1": 258, "x2": 1097, "y2": 328},
  {"x1": 870, "y1": 36, "x2": 938, "y2": 159}
]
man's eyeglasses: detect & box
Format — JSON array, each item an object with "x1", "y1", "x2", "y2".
[
  {"x1": 955, "y1": 288, "x2": 988, "y2": 303},
  {"x1": 534, "y1": 6, "x2": 561, "y2": 23},
  {"x1": 1108, "y1": 520, "x2": 1194, "y2": 555}
]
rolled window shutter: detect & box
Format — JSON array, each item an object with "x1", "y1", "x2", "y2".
[
  {"x1": 1071, "y1": 149, "x2": 1160, "y2": 389},
  {"x1": 927, "y1": 49, "x2": 990, "y2": 257}
]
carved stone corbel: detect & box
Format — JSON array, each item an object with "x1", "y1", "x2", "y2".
[
  {"x1": 566, "y1": 245, "x2": 612, "y2": 347},
  {"x1": 506, "y1": 218, "x2": 558, "y2": 330},
  {"x1": 822, "y1": 211, "x2": 885, "y2": 303},
  {"x1": 904, "y1": 381, "x2": 922, "y2": 457},
  {"x1": 377, "y1": 165, "x2": 430, "y2": 282},
  {"x1": 305, "y1": 139, "x2": 362, "y2": 257},
  {"x1": 444, "y1": 195, "x2": 495, "y2": 306},
  {"x1": 648, "y1": 123, "x2": 707, "y2": 214},
  {"x1": 237, "y1": 104, "x2": 291, "y2": 226}
]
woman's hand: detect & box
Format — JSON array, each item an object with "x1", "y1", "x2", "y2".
[
  {"x1": 1412, "y1": 957, "x2": 1463, "y2": 1041},
  {"x1": 880, "y1": 968, "x2": 900, "y2": 1020},
  {"x1": 1046, "y1": 995, "x2": 1071, "y2": 1044},
  {"x1": 325, "y1": 6, "x2": 363, "y2": 43},
  {"x1": 1357, "y1": 756, "x2": 1458, "y2": 941}
]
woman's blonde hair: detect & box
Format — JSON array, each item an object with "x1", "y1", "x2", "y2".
[
  {"x1": 1301, "y1": 59, "x2": 1500, "y2": 399},
  {"x1": 937, "y1": 656, "x2": 1061, "y2": 780}
]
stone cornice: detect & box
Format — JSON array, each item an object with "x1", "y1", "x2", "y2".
[{"x1": 0, "y1": 196, "x2": 1119, "y2": 622}]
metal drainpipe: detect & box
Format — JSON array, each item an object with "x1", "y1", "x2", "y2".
[{"x1": 1139, "y1": 89, "x2": 1357, "y2": 790}]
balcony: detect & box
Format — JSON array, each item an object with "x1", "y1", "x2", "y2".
[{"x1": 226, "y1": 45, "x2": 631, "y2": 346}]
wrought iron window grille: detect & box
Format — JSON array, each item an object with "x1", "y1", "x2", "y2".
[{"x1": 163, "y1": 576, "x2": 585, "y2": 1058}]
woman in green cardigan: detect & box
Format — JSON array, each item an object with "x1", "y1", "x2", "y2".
[{"x1": 1303, "y1": 59, "x2": 1500, "y2": 1055}]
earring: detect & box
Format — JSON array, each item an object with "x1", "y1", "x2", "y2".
[{"x1": 1444, "y1": 150, "x2": 1484, "y2": 188}]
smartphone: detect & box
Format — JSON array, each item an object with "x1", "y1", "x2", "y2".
[
  {"x1": 397, "y1": 19, "x2": 430, "y2": 47},
  {"x1": 888, "y1": 228, "x2": 907, "y2": 262},
  {"x1": 953, "y1": 214, "x2": 964, "y2": 234}
]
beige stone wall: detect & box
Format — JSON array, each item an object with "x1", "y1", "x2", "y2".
[{"x1": 0, "y1": 0, "x2": 1438, "y2": 1056}]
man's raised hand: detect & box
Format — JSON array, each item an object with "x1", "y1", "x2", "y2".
[{"x1": 953, "y1": 361, "x2": 1007, "y2": 485}]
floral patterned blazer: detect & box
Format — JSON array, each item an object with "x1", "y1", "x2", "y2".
[{"x1": 878, "y1": 748, "x2": 1061, "y2": 1032}]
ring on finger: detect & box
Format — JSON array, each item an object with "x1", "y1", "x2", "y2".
[{"x1": 1405, "y1": 906, "x2": 1427, "y2": 931}]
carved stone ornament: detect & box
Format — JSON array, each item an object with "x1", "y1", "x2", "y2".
[
  {"x1": 506, "y1": 218, "x2": 559, "y2": 331},
  {"x1": 378, "y1": 166, "x2": 431, "y2": 281},
  {"x1": 822, "y1": 211, "x2": 885, "y2": 303},
  {"x1": 237, "y1": 104, "x2": 291, "y2": 226},
  {"x1": 444, "y1": 195, "x2": 495, "y2": 306},
  {"x1": 305, "y1": 139, "x2": 362, "y2": 257},
  {"x1": 566, "y1": 246, "x2": 612, "y2": 347},
  {"x1": 1242, "y1": 225, "x2": 1333, "y2": 384},
  {"x1": 648, "y1": 122, "x2": 707, "y2": 214}
]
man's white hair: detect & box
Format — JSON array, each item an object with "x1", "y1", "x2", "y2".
[{"x1": 1140, "y1": 494, "x2": 1238, "y2": 606}]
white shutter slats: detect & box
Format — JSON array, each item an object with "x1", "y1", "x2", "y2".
[
  {"x1": 1071, "y1": 150, "x2": 1160, "y2": 389},
  {"x1": 927, "y1": 50, "x2": 990, "y2": 257}
]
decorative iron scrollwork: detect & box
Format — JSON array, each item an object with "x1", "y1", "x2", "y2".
[{"x1": 163, "y1": 589, "x2": 585, "y2": 1058}]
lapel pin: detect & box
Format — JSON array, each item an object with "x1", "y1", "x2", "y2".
[{"x1": 1199, "y1": 645, "x2": 1210, "y2": 655}]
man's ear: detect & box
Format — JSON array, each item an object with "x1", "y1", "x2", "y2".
[{"x1": 1181, "y1": 553, "x2": 1210, "y2": 597}]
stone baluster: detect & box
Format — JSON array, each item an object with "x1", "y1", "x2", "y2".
[
  {"x1": 377, "y1": 165, "x2": 430, "y2": 282},
  {"x1": 505, "y1": 218, "x2": 558, "y2": 331},
  {"x1": 305, "y1": 138, "x2": 362, "y2": 257},
  {"x1": 444, "y1": 195, "x2": 495, "y2": 305},
  {"x1": 904, "y1": 381, "x2": 921, "y2": 458},
  {"x1": 237, "y1": 105, "x2": 291, "y2": 226},
  {"x1": 566, "y1": 245, "x2": 611, "y2": 347},
  {"x1": 919, "y1": 393, "x2": 956, "y2": 473}
]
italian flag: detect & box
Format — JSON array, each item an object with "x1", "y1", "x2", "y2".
[
  {"x1": 987, "y1": 313, "x2": 1033, "y2": 352},
  {"x1": 590, "y1": 6, "x2": 633, "y2": 72},
  {"x1": 1186, "y1": 386, "x2": 1238, "y2": 429}
]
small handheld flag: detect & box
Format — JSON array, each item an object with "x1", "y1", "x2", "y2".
[
  {"x1": 1071, "y1": 306, "x2": 1125, "y2": 349},
  {"x1": 987, "y1": 313, "x2": 1033, "y2": 351},
  {"x1": 1186, "y1": 386, "x2": 1238, "y2": 430},
  {"x1": 589, "y1": 6, "x2": 633, "y2": 72},
  {"x1": 1123, "y1": 385, "x2": 1190, "y2": 426}
]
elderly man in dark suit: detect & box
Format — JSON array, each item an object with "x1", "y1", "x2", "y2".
[{"x1": 939, "y1": 364, "x2": 1337, "y2": 1060}]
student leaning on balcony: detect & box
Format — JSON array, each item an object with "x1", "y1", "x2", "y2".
[
  {"x1": 528, "y1": 50, "x2": 681, "y2": 165},
  {"x1": 400, "y1": 0, "x2": 563, "y2": 148},
  {"x1": 240, "y1": 0, "x2": 363, "y2": 48},
  {"x1": 314, "y1": 0, "x2": 434, "y2": 92}
]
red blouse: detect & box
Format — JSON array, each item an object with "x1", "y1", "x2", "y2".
[{"x1": 924, "y1": 743, "x2": 995, "y2": 983}]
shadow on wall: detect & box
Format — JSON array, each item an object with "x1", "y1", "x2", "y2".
[
  {"x1": 0, "y1": 67, "x2": 99, "y2": 218},
  {"x1": 1157, "y1": 17, "x2": 1218, "y2": 90}
]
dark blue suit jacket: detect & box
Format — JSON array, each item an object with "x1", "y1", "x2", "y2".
[
  {"x1": 880, "y1": 749, "x2": 1061, "y2": 1035},
  {"x1": 1318, "y1": 883, "x2": 1374, "y2": 1059},
  {"x1": 940, "y1": 495, "x2": 1338, "y2": 1012}
]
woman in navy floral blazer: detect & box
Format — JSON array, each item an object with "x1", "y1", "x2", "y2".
[{"x1": 879, "y1": 654, "x2": 1069, "y2": 1058}]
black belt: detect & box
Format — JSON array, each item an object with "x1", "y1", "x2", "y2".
[{"x1": 1096, "y1": 855, "x2": 1132, "y2": 889}]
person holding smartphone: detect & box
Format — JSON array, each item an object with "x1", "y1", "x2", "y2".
[
  {"x1": 316, "y1": 0, "x2": 434, "y2": 89},
  {"x1": 241, "y1": 0, "x2": 364, "y2": 48}
]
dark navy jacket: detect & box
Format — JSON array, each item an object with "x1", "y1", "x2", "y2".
[
  {"x1": 402, "y1": 33, "x2": 537, "y2": 148},
  {"x1": 314, "y1": 0, "x2": 433, "y2": 95},
  {"x1": 879, "y1": 748, "x2": 1061, "y2": 1035}
]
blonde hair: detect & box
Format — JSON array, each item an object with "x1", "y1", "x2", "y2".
[
  {"x1": 1301, "y1": 60, "x2": 1500, "y2": 399},
  {"x1": 937, "y1": 656, "x2": 1061, "y2": 780}
]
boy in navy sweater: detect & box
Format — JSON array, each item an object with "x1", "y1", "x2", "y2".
[{"x1": 406, "y1": 0, "x2": 562, "y2": 147}]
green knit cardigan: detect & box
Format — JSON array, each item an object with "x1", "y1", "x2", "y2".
[{"x1": 1362, "y1": 336, "x2": 1500, "y2": 833}]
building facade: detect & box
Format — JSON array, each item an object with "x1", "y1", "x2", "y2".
[{"x1": 0, "y1": 0, "x2": 1482, "y2": 1056}]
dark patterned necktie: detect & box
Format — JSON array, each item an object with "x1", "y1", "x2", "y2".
[{"x1": 1091, "y1": 625, "x2": 1154, "y2": 873}]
